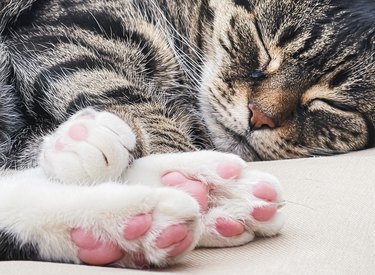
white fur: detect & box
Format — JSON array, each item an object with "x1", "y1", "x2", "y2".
[
  {"x1": 2, "y1": 110, "x2": 285, "y2": 267},
  {"x1": 39, "y1": 108, "x2": 136, "y2": 184},
  {"x1": 40, "y1": 110, "x2": 285, "y2": 249},
  {"x1": 0, "y1": 168, "x2": 201, "y2": 267}
]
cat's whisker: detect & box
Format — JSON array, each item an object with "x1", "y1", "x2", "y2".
[
  {"x1": 149, "y1": 0, "x2": 206, "y2": 63},
  {"x1": 284, "y1": 200, "x2": 316, "y2": 211}
]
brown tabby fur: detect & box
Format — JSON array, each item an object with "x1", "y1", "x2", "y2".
[{"x1": 0, "y1": 0, "x2": 374, "y2": 169}]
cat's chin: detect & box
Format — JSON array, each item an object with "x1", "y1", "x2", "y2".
[
  {"x1": 210, "y1": 135, "x2": 262, "y2": 162},
  {"x1": 202, "y1": 120, "x2": 260, "y2": 161}
]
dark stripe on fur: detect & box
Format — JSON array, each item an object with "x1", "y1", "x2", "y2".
[
  {"x1": 277, "y1": 25, "x2": 303, "y2": 48},
  {"x1": 31, "y1": 55, "x2": 110, "y2": 119},
  {"x1": 0, "y1": 230, "x2": 39, "y2": 260},
  {"x1": 66, "y1": 87, "x2": 151, "y2": 114},
  {"x1": 233, "y1": 0, "x2": 252, "y2": 12},
  {"x1": 292, "y1": 24, "x2": 324, "y2": 59},
  {"x1": 52, "y1": 11, "x2": 159, "y2": 77},
  {"x1": 196, "y1": 0, "x2": 214, "y2": 51},
  {"x1": 364, "y1": 116, "x2": 375, "y2": 149}
]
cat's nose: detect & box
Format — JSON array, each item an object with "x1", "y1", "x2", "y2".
[{"x1": 249, "y1": 103, "x2": 277, "y2": 129}]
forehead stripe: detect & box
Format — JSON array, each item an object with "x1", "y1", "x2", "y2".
[{"x1": 233, "y1": 0, "x2": 252, "y2": 12}]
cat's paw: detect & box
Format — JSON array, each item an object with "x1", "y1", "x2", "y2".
[
  {"x1": 35, "y1": 184, "x2": 201, "y2": 268},
  {"x1": 39, "y1": 108, "x2": 136, "y2": 183},
  {"x1": 68, "y1": 186, "x2": 201, "y2": 268},
  {"x1": 162, "y1": 167, "x2": 284, "y2": 247},
  {"x1": 125, "y1": 151, "x2": 285, "y2": 248}
]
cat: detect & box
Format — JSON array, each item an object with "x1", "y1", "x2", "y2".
[{"x1": 0, "y1": 0, "x2": 373, "y2": 269}]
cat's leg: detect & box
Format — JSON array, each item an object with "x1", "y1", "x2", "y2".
[
  {"x1": 39, "y1": 108, "x2": 285, "y2": 248},
  {"x1": 39, "y1": 104, "x2": 198, "y2": 184},
  {"x1": 0, "y1": 168, "x2": 201, "y2": 268},
  {"x1": 124, "y1": 151, "x2": 285, "y2": 247},
  {"x1": 0, "y1": 42, "x2": 24, "y2": 165}
]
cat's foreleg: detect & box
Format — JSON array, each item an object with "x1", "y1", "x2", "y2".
[
  {"x1": 37, "y1": 107, "x2": 285, "y2": 249},
  {"x1": 0, "y1": 168, "x2": 201, "y2": 268},
  {"x1": 39, "y1": 105, "x2": 197, "y2": 184}
]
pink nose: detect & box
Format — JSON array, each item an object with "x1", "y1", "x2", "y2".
[{"x1": 249, "y1": 103, "x2": 276, "y2": 129}]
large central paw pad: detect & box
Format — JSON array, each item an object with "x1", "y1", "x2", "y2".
[
  {"x1": 71, "y1": 228, "x2": 124, "y2": 266},
  {"x1": 39, "y1": 109, "x2": 136, "y2": 183},
  {"x1": 162, "y1": 172, "x2": 210, "y2": 211}
]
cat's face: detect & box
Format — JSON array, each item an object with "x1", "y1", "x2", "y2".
[{"x1": 199, "y1": 0, "x2": 375, "y2": 161}]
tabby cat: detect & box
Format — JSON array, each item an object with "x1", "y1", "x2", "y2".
[{"x1": 0, "y1": 0, "x2": 373, "y2": 269}]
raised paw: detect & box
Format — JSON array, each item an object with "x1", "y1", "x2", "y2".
[
  {"x1": 39, "y1": 108, "x2": 136, "y2": 184},
  {"x1": 126, "y1": 151, "x2": 285, "y2": 248}
]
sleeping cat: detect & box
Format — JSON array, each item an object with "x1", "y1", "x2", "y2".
[{"x1": 0, "y1": 0, "x2": 374, "y2": 269}]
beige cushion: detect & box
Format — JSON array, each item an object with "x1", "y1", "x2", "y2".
[{"x1": 2, "y1": 149, "x2": 375, "y2": 275}]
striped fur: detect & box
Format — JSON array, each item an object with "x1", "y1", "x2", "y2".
[
  {"x1": 199, "y1": 0, "x2": 375, "y2": 160},
  {"x1": 1, "y1": 0, "x2": 213, "y2": 168},
  {"x1": 0, "y1": 0, "x2": 374, "y2": 168},
  {"x1": 0, "y1": 0, "x2": 374, "y2": 264}
]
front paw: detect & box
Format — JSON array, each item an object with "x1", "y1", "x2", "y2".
[
  {"x1": 63, "y1": 185, "x2": 201, "y2": 268},
  {"x1": 5, "y1": 182, "x2": 202, "y2": 268},
  {"x1": 126, "y1": 151, "x2": 285, "y2": 248},
  {"x1": 162, "y1": 161, "x2": 285, "y2": 247},
  {"x1": 39, "y1": 108, "x2": 136, "y2": 184}
]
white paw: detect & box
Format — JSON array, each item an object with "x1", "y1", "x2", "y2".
[
  {"x1": 2, "y1": 182, "x2": 202, "y2": 268},
  {"x1": 67, "y1": 185, "x2": 201, "y2": 268},
  {"x1": 39, "y1": 108, "x2": 136, "y2": 184},
  {"x1": 125, "y1": 151, "x2": 285, "y2": 247}
]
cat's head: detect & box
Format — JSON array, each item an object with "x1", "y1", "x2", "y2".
[{"x1": 199, "y1": 0, "x2": 375, "y2": 160}]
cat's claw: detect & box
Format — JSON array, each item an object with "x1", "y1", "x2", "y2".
[
  {"x1": 126, "y1": 151, "x2": 285, "y2": 247},
  {"x1": 39, "y1": 108, "x2": 136, "y2": 183}
]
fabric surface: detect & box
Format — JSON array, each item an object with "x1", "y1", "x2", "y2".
[{"x1": 2, "y1": 150, "x2": 375, "y2": 275}]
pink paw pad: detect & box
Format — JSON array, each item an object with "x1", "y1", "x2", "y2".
[
  {"x1": 123, "y1": 214, "x2": 153, "y2": 240},
  {"x1": 161, "y1": 172, "x2": 209, "y2": 211},
  {"x1": 71, "y1": 228, "x2": 124, "y2": 266},
  {"x1": 156, "y1": 224, "x2": 193, "y2": 257},
  {"x1": 251, "y1": 182, "x2": 278, "y2": 222},
  {"x1": 216, "y1": 161, "x2": 243, "y2": 180},
  {"x1": 252, "y1": 182, "x2": 278, "y2": 202},
  {"x1": 68, "y1": 124, "x2": 89, "y2": 141},
  {"x1": 216, "y1": 218, "x2": 245, "y2": 237},
  {"x1": 252, "y1": 205, "x2": 277, "y2": 222}
]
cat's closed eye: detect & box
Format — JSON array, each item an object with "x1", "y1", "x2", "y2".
[
  {"x1": 199, "y1": 0, "x2": 374, "y2": 160},
  {"x1": 306, "y1": 98, "x2": 354, "y2": 112}
]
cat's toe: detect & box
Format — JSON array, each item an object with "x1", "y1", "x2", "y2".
[
  {"x1": 156, "y1": 224, "x2": 195, "y2": 257},
  {"x1": 39, "y1": 108, "x2": 136, "y2": 184},
  {"x1": 123, "y1": 214, "x2": 153, "y2": 240},
  {"x1": 215, "y1": 218, "x2": 245, "y2": 237},
  {"x1": 71, "y1": 228, "x2": 124, "y2": 266},
  {"x1": 241, "y1": 171, "x2": 286, "y2": 237}
]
